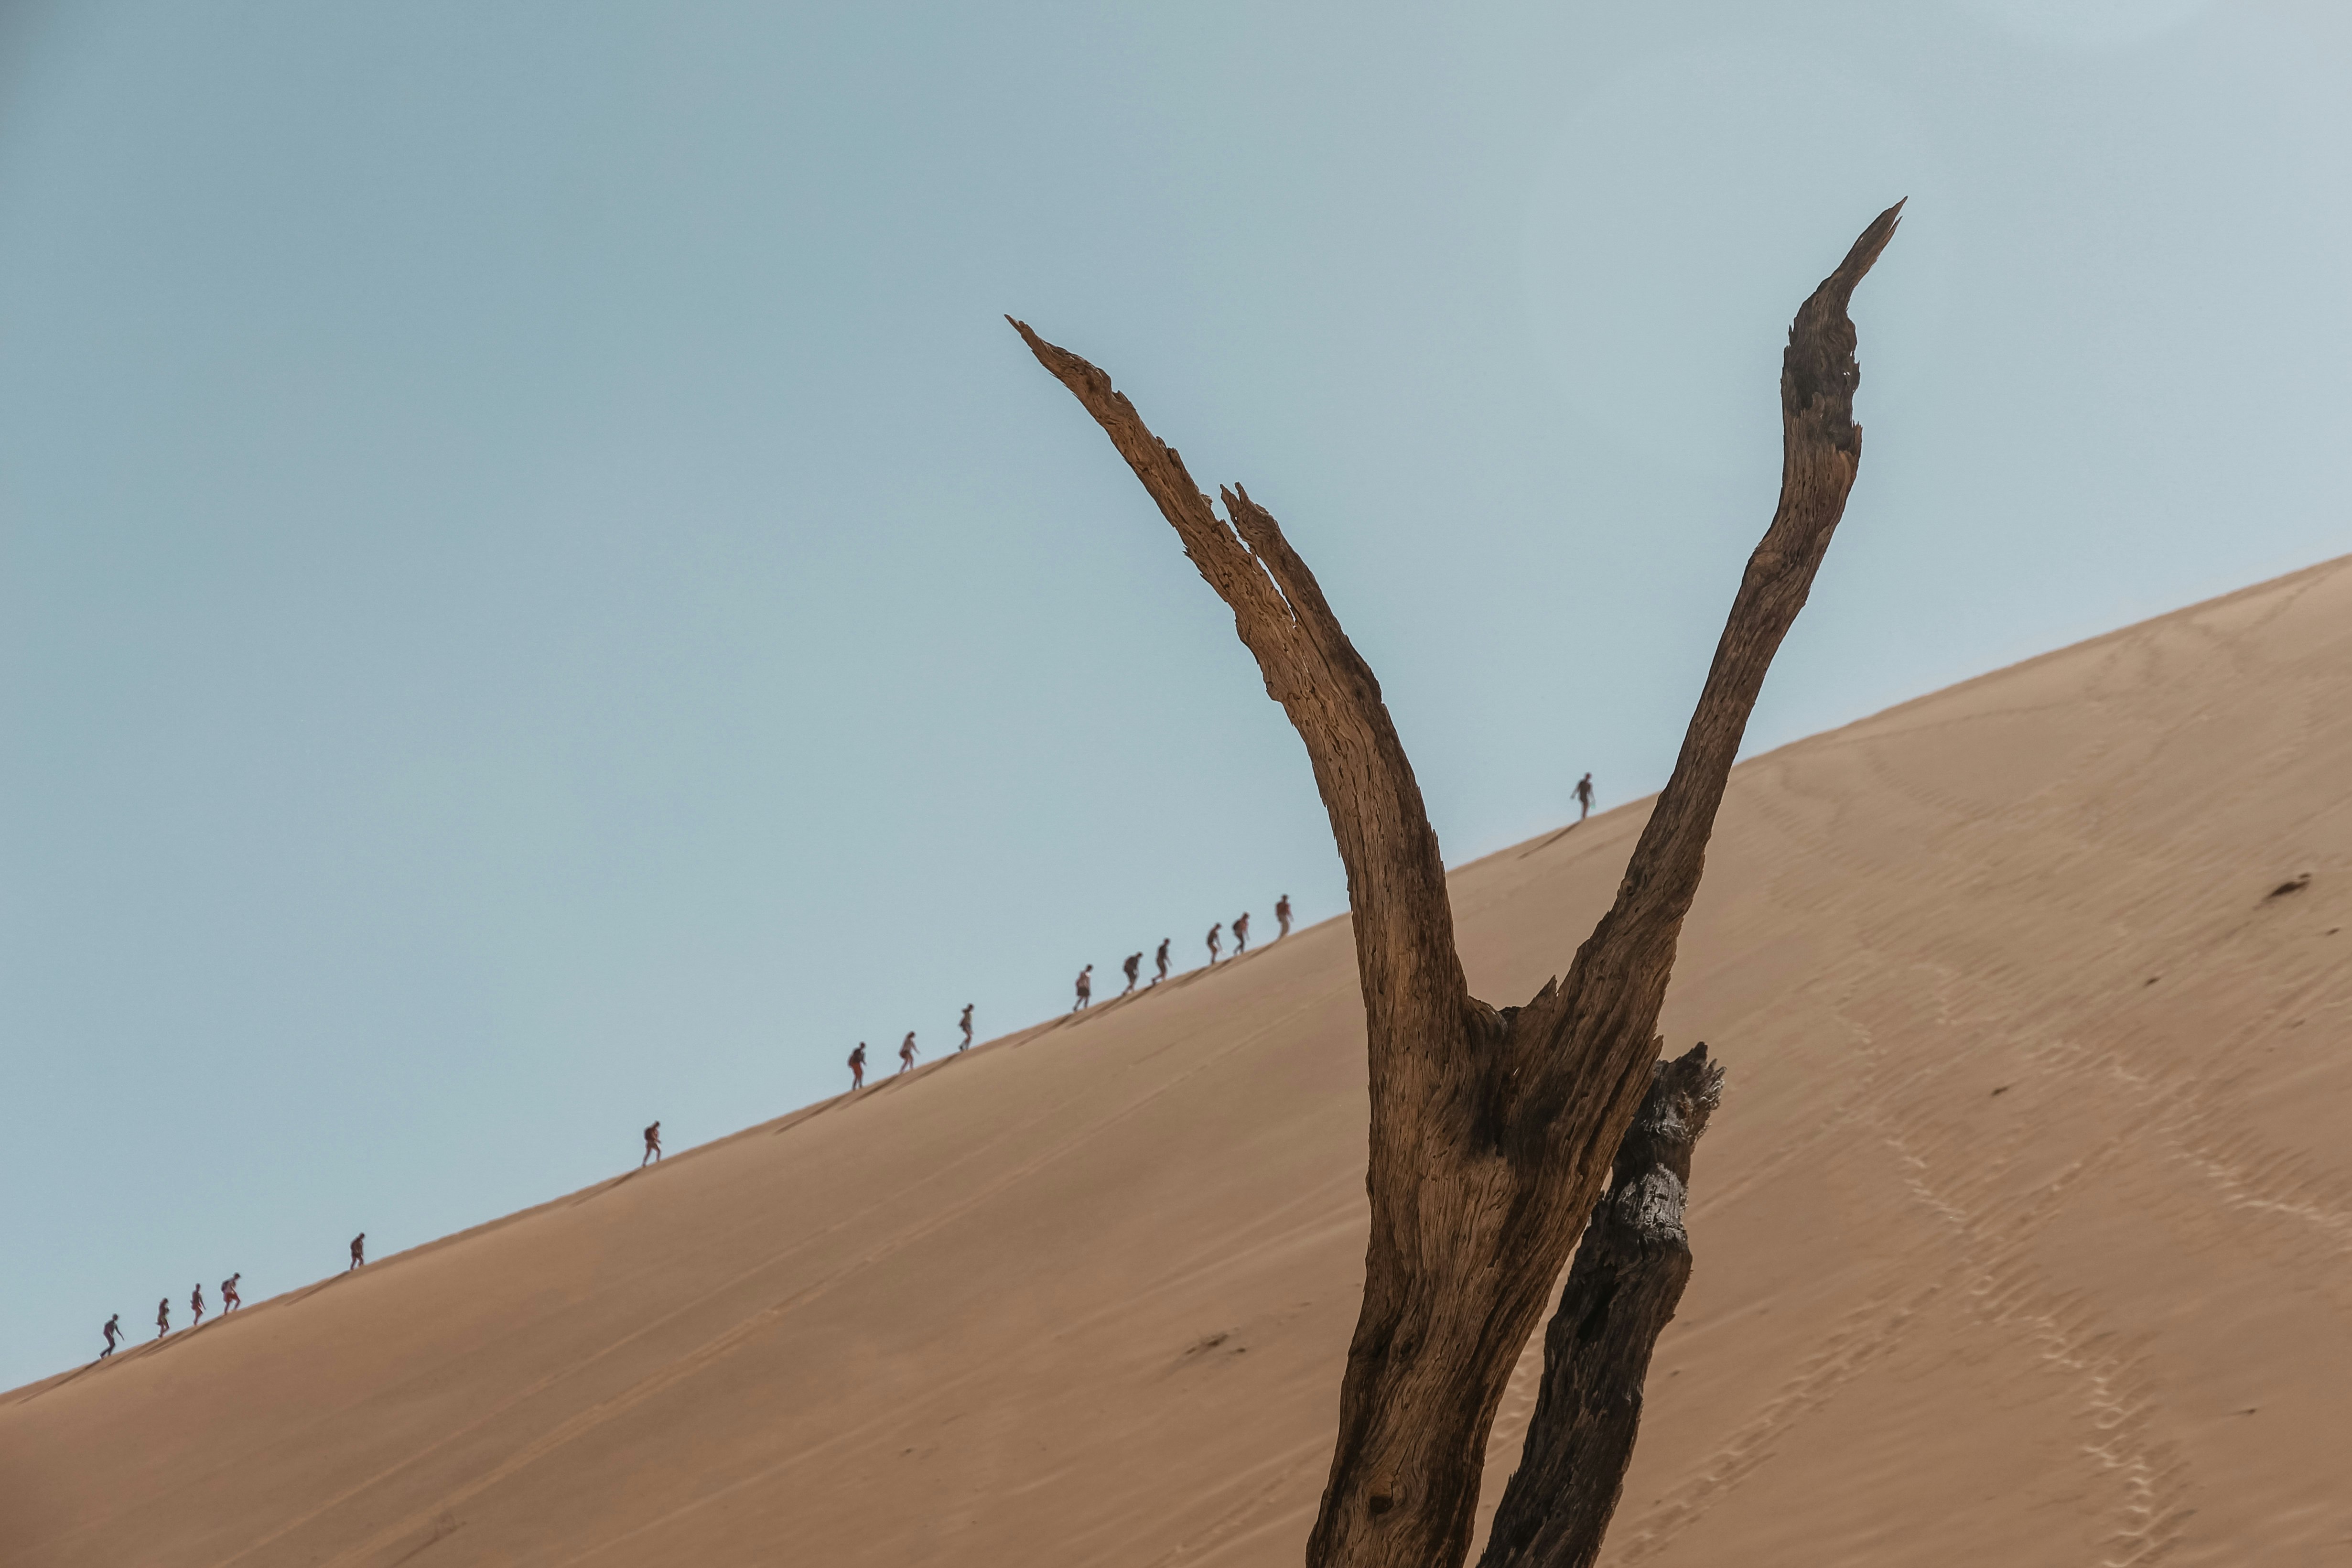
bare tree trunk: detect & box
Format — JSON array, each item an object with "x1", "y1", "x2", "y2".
[
  {"x1": 1477, "y1": 1044, "x2": 1725, "y2": 1568},
  {"x1": 1011, "y1": 200, "x2": 1898, "y2": 1568}
]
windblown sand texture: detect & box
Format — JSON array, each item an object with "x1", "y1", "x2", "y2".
[{"x1": 8, "y1": 557, "x2": 2352, "y2": 1566}]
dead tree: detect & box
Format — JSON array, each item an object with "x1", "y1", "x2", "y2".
[
  {"x1": 1477, "y1": 1043, "x2": 1725, "y2": 1568},
  {"x1": 1011, "y1": 200, "x2": 1899, "y2": 1568}
]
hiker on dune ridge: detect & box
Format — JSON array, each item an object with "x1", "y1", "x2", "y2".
[
  {"x1": 100, "y1": 1314, "x2": 122, "y2": 1358},
  {"x1": 1233, "y1": 911, "x2": 1251, "y2": 954},
  {"x1": 1206, "y1": 923, "x2": 1222, "y2": 966},
  {"x1": 1574, "y1": 771, "x2": 1595, "y2": 822},
  {"x1": 1122, "y1": 952, "x2": 1141, "y2": 995},
  {"x1": 222, "y1": 1273, "x2": 241, "y2": 1313},
  {"x1": 1275, "y1": 895, "x2": 1291, "y2": 939},
  {"x1": 899, "y1": 1031, "x2": 918, "y2": 1074},
  {"x1": 349, "y1": 1233, "x2": 366, "y2": 1272},
  {"x1": 849, "y1": 1042, "x2": 867, "y2": 1091},
  {"x1": 959, "y1": 1004, "x2": 974, "y2": 1051},
  {"x1": 642, "y1": 1121, "x2": 662, "y2": 1167},
  {"x1": 1073, "y1": 964, "x2": 1093, "y2": 1012}
]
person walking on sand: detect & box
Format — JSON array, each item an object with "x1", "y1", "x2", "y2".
[
  {"x1": 101, "y1": 1314, "x2": 122, "y2": 1358},
  {"x1": 1122, "y1": 952, "x2": 1141, "y2": 995},
  {"x1": 155, "y1": 1297, "x2": 170, "y2": 1340},
  {"x1": 222, "y1": 1273, "x2": 241, "y2": 1313},
  {"x1": 898, "y1": 1031, "x2": 918, "y2": 1074},
  {"x1": 959, "y1": 1004, "x2": 974, "y2": 1052},
  {"x1": 1206, "y1": 923, "x2": 1222, "y2": 965},
  {"x1": 1073, "y1": 964, "x2": 1093, "y2": 1012},
  {"x1": 190, "y1": 1284, "x2": 206, "y2": 1328},
  {"x1": 1275, "y1": 894, "x2": 1292, "y2": 939},
  {"x1": 849, "y1": 1042, "x2": 867, "y2": 1090},
  {"x1": 1233, "y1": 911, "x2": 1251, "y2": 954},
  {"x1": 642, "y1": 1121, "x2": 662, "y2": 1167},
  {"x1": 349, "y1": 1233, "x2": 366, "y2": 1272},
  {"x1": 1154, "y1": 938, "x2": 1171, "y2": 985},
  {"x1": 1574, "y1": 771, "x2": 1595, "y2": 822}
]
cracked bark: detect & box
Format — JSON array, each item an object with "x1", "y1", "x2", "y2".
[
  {"x1": 1011, "y1": 200, "x2": 1899, "y2": 1568},
  {"x1": 1476, "y1": 1044, "x2": 1725, "y2": 1568}
]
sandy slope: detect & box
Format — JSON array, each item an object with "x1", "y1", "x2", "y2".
[{"x1": 8, "y1": 556, "x2": 2352, "y2": 1568}]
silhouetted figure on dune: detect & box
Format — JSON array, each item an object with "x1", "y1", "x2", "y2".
[
  {"x1": 642, "y1": 1121, "x2": 662, "y2": 1167},
  {"x1": 899, "y1": 1031, "x2": 918, "y2": 1074},
  {"x1": 1206, "y1": 923, "x2": 1222, "y2": 965},
  {"x1": 1574, "y1": 771, "x2": 1595, "y2": 822},
  {"x1": 189, "y1": 1284, "x2": 205, "y2": 1327},
  {"x1": 154, "y1": 1298, "x2": 170, "y2": 1340},
  {"x1": 1073, "y1": 964, "x2": 1093, "y2": 1011},
  {"x1": 100, "y1": 1314, "x2": 121, "y2": 1358},
  {"x1": 1154, "y1": 939, "x2": 1170, "y2": 984},
  {"x1": 1276, "y1": 894, "x2": 1292, "y2": 939},
  {"x1": 1122, "y1": 952, "x2": 1141, "y2": 995},
  {"x1": 959, "y1": 1004, "x2": 974, "y2": 1051},
  {"x1": 222, "y1": 1274, "x2": 241, "y2": 1313},
  {"x1": 849, "y1": 1042, "x2": 867, "y2": 1090},
  {"x1": 349, "y1": 1233, "x2": 366, "y2": 1272},
  {"x1": 1233, "y1": 912, "x2": 1251, "y2": 954}
]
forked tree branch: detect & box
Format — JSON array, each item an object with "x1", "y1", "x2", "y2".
[
  {"x1": 1009, "y1": 318, "x2": 1476, "y2": 1087},
  {"x1": 1011, "y1": 200, "x2": 1899, "y2": 1568}
]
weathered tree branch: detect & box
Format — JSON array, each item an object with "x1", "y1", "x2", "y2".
[
  {"x1": 1008, "y1": 318, "x2": 1475, "y2": 1089},
  {"x1": 1478, "y1": 1045, "x2": 1726, "y2": 1568},
  {"x1": 1502, "y1": 200, "x2": 1904, "y2": 1145},
  {"x1": 1012, "y1": 200, "x2": 1898, "y2": 1568}
]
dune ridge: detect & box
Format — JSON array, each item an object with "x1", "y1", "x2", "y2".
[{"x1": 7, "y1": 556, "x2": 2352, "y2": 1566}]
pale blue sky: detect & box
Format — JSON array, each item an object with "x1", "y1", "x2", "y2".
[{"x1": 3, "y1": 0, "x2": 2346, "y2": 1389}]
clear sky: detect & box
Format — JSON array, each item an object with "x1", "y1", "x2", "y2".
[{"x1": 3, "y1": 0, "x2": 2347, "y2": 1390}]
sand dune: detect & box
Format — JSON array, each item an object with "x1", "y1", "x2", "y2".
[{"x1": 8, "y1": 556, "x2": 2352, "y2": 1567}]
